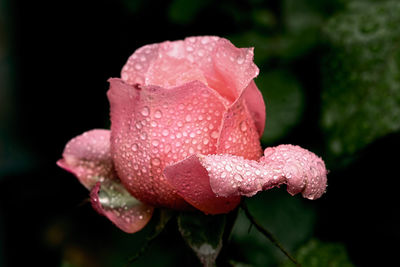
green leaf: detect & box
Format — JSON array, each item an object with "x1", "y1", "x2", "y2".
[
  {"x1": 321, "y1": 1, "x2": 400, "y2": 160},
  {"x1": 168, "y1": 0, "x2": 211, "y2": 24},
  {"x1": 177, "y1": 212, "x2": 226, "y2": 267},
  {"x1": 231, "y1": 190, "x2": 316, "y2": 266},
  {"x1": 257, "y1": 71, "x2": 305, "y2": 144},
  {"x1": 281, "y1": 239, "x2": 354, "y2": 267}
]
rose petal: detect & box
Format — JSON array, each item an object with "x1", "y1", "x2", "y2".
[
  {"x1": 198, "y1": 145, "x2": 327, "y2": 200},
  {"x1": 121, "y1": 43, "x2": 159, "y2": 85},
  {"x1": 57, "y1": 129, "x2": 116, "y2": 189},
  {"x1": 213, "y1": 38, "x2": 259, "y2": 100},
  {"x1": 216, "y1": 92, "x2": 263, "y2": 160},
  {"x1": 120, "y1": 36, "x2": 262, "y2": 109},
  {"x1": 90, "y1": 180, "x2": 154, "y2": 233},
  {"x1": 242, "y1": 81, "x2": 266, "y2": 137},
  {"x1": 107, "y1": 78, "x2": 227, "y2": 209},
  {"x1": 163, "y1": 155, "x2": 241, "y2": 214}
]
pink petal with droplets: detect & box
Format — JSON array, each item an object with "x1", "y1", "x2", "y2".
[
  {"x1": 212, "y1": 38, "x2": 259, "y2": 101},
  {"x1": 199, "y1": 145, "x2": 327, "y2": 200},
  {"x1": 216, "y1": 90, "x2": 263, "y2": 160},
  {"x1": 121, "y1": 43, "x2": 160, "y2": 85},
  {"x1": 242, "y1": 81, "x2": 266, "y2": 137},
  {"x1": 90, "y1": 181, "x2": 154, "y2": 234},
  {"x1": 163, "y1": 155, "x2": 241, "y2": 214},
  {"x1": 57, "y1": 129, "x2": 116, "y2": 189},
  {"x1": 107, "y1": 78, "x2": 228, "y2": 209},
  {"x1": 58, "y1": 129, "x2": 155, "y2": 232}
]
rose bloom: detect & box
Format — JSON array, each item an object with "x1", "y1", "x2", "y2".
[{"x1": 58, "y1": 36, "x2": 327, "y2": 233}]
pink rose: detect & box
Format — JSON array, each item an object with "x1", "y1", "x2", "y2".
[{"x1": 58, "y1": 36, "x2": 327, "y2": 233}]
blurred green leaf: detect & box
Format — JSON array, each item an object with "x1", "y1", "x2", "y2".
[
  {"x1": 256, "y1": 71, "x2": 305, "y2": 144},
  {"x1": 321, "y1": 1, "x2": 400, "y2": 160},
  {"x1": 231, "y1": 190, "x2": 316, "y2": 266},
  {"x1": 168, "y1": 0, "x2": 211, "y2": 25},
  {"x1": 178, "y1": 212, "x2": 226, "y2": 266},
  {"x1": 281, "y1": 239, "x2": 354, "y2": 267}
]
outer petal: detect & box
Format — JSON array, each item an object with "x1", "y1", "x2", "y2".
[
  {"x1": 107, "y1": 78, "x2": 227, "y2": 209},
  {"x1": 121, "y1": 43, "x2": 160, "y2": 85},
  {"x1": 216, "y1": 90, "x2": 263, "y2": 160},
  {"x1": 199, "y1": 145, "x2": 327, "y2": 200},
  {"x1": 57, "y1": 129, "x2": 154, "y2": 233},
  {"x1": 213, "y1": 38, "x2": 259, "y2": 100},
  {"x1": 91, "y1": 180, "x2": 154, "y2": 234},
  {"x1": 242, "y1": 81, "x2": 266, "y2": 137},
  {"x1": 57, "y1": 129, "x2": 116, "y2": 189},
  {"x1": 163, "y1": 155, "x2": 241, "y2": 214}
]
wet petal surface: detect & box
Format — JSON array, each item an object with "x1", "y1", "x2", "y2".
[
  {"x1": 57, "y1": 129, "x2": 116, "y2": 189},
  {"x1": 107, "y1": 79, "x2": 227, "y2": 209},
  {"x1": 199, "y1": 145, "x2": 327, "y2": 199},
  {"x1": 164, "y1": 155, "x2": 241, "y2": 214},
  {"x1": 91, "y1": 180, "x2": 154, "y2": 233},
  {"x1": 216, "y1": 92, "x2": 262, "y2": 160}
]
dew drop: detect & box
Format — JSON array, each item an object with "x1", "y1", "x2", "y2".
[
  {"x1": 185, "y1": 114, "x2": 192, "y2": 122},
  {"x1": 154, "y1": 110, "x2": 162, "y2": 119},
  {"x1": 162, "y1": 129, "x2": 169, "y2": 136},
  {"x1": 135, "y1": 122, "x2": 142, "y2": 129},
  {"x1": 164, "y1": 144, "x2": 171, "y2": 153},
  {"x1": 152, "y1": 140, "x2": 159, "y2": 147},
  {"x1": 140, "y1": 132, "x2": 147, "y2": 140},
  {"x1": 151, "y1": 158, "x2": 161, "y2": 166},
  {"x1": 141, "y1": 106, "x2": 150, "y2": 117},
  {"x1": 234, "y1": 174, "x2": 243, "y2": 182},
  {"x1": 221, "y1": 172, "x2": 227, "y2": 178},
  {"x1": 237, "y1": 56, "x2": 244, "y2": 65},
  {"x1": 211, "y1": 131, "x2": 219, "y2": 139},
  {"x1": 203, "y1": 138, "x2": 209, "y2": 145},
  {"x1": 131, "y1": 143, "x2": 138, "y2": 151},
  {"x1": 240, "y1": 121, "x2": 247, "y2": 132},
  {"x1": 225, "y1": 165, "x2": 232, "y2": 172}
]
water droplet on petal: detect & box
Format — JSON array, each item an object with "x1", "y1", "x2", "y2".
[
  {"x1": 152, "y1": 140, "x2": 159, "y2": 147},
  {"x1": 211, "y1": 131, "x2": 219, "y2": 139},
  {"x1": 140, "y1": 132, "x2": 147, "y2": 140},
  {"x1": 234, "y1": 174, "x2": 243, "y2": 182},
  {"x1": 131, "y1": 143, "x2": 138, "y2": 151},
  {"x1": 162, "y1": 129, "x2": 169, "y2": 136},
  {"x1": 240, "y1": 121, "x2": 247, "y2": 132},
  {"x1": 151, "y1": 158, "x2": 161, "y2": 166},
  {"x1": 141, "y1": 106, "x2": 150, "y2": 117},
  {"x1": 185, "y1": 114, "x2": 192, "y2": 122},
  {"x1": 154, "y1": 110, "x2": 162, "y2": 119}
]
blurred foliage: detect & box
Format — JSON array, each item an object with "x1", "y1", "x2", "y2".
[
  {"x1": 281, "y1": 239, "x2": 354, "y2": 267},
  {"x1": 321, "y1": 1, "x2": 400, "y2": 162},
  {"x1": 257, "y1": 71, "x2": 304, "y2": 144},
  {"x1": 230, "y1": 190, "x2": 316, "y2": 266}
]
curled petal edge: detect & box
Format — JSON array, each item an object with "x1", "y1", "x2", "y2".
[{"x1": 201, "y1": 144, "x2": 327, "y2": 200}]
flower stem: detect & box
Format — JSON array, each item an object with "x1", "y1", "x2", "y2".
[{"x1": 240, "y1": 201, "x2": 301, "y2": 266}]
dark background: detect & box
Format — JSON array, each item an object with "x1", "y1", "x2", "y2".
[{"x1": 1, "y1": 0, "x2": 399, "y2": 266}]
